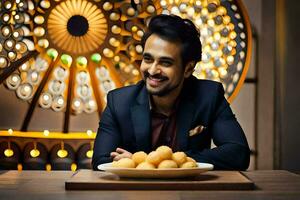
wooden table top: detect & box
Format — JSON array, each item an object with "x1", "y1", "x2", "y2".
[{"x1": 0, "y1": 170, "x2": 299, "y2": 200}]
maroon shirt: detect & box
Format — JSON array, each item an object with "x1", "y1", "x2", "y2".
[{"x1": 150, "y1": 100, "x2": 180, "y2": 151}]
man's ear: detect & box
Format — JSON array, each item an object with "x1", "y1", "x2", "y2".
[{"x1": 184, "y1": 61, "x2": 195, "y2": 78}]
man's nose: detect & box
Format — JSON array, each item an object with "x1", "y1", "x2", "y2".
[{"x1": 148, "y1": 62, "x2": 161, "y2": 75}]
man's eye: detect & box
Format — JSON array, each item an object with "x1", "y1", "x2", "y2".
[
  {"x1": 143, "y1": 57, "x2": 152, "y2": 62},
  {"x1": 161, "y1": 61, "x2": 172, "y2": 66}
]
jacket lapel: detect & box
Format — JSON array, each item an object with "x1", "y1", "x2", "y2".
[
  {"x1": 130, "y1": 86, "x2": 151, "y2": 152},
  {"x1": 176, "y1": 78, "x2": 197, "y2": 151},
  {"x1": 176, "y1": 97, "x2": 196, "y2": 151}
]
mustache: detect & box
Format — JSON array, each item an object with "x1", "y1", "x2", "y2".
[{"x1": 143, "y1": 72, "x2": 168, "y2": 80}]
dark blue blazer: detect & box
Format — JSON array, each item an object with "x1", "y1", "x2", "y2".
[{"x1": 92, "y1": 77, "x2": 250, "y2": 170}]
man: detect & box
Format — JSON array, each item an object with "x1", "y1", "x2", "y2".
[{"x1": 92, "y1": 14, "x2": 250, "y2": 170}]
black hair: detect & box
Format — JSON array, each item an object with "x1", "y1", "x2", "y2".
[{"x1": 141, "y1": 14, "x2": 202, "y2": 68}]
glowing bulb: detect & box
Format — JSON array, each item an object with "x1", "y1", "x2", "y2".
[
  {"x1": 74, "y1": 100, "x2": 81, "y2": 107},
  {"x1": 43, "y1": 94, "x2": 50, "y2": 101},
  {"x1": 15, "y1": 43, "x2": 21, "y2": 50},
  {"x1": 34, "y1": 15, "x2": 45, "y2": 24},
  {"x1": 40, "y1": 0, "x2": 50, "y2": 9},
  {"x1": 135, "y1": 45, "x2": 143, "y2": 53},
  {"x1": 6, "y1": 41, "x2": 13, "y2": 48},
  {"x1": 113, "y1": 56, "x2": 120, "y2": 62},
  {"x1": 21, "y1": 63, "x2": 27, "y2": 70},
  {"x1": 171, "y1": 6, "x2": 180, "y2": 15},
  {"x1": 187, "y1": 7, "x2": 195, "y2": 17},
  {"x1": 103, "y1": 48, "x2": 114, "y2": 58},
  {"x1": 146, "y1": 5, "x2": 155, "y2": 13},
  {"x1": 160, "y1": 0, "x2": 167, "y2": 7},
  {"x1": 24, "y1": 85, "x2": 31, "y2": 92},
  {"x1": 127, "y1": 7, "x2": 135, "y2": 16},
  {"x1": 57, "y1": 98, "x2": 64, "y2": 105},
  {"x1": 0, "y1": 57, "x2": 6, "y2": 65},
  {"x1": 137, "y1": 30, "x2": 144, "y2": 37},
  {"x1": 88, "y1": 100, "x2": 95, "y2": 107},
  {"x1": 12, "y1": 76, "x2": 19, "y2": 83},
  {"x1": 132, "y1": 69, "x2": 139, "y2": 76},
  {"x1": 43, "y1": 130, "x2": 49, "y2": 136},
  {"x1": 86, "y1": 130, "x2": 93, "y2": 136},
  {"x1": 3, "y1": 15, "x2": 10, "y2": 22},
  {"x1": 109, "y1": 13, "x2": 120, "y2": 21},
  {"x1": 111, "y1": 25, "x2": 121, "y2": 34},
  {"x1": 5, "y1": 2, "x2": 12, "y2": 9},
  {"x1": 103, "y1": 2, "x2": 112, "y2": 11},
  {"x1": 8, "y1": 129, "x2": 13, "y2": 135},
  {"x1": 3, "y1": 27, "x2": 10, "y2": 35},
  {"x1": 31, "y1": 71, "x2": 38, "y2": 80}
]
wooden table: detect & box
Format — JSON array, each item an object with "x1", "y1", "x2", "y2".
[{"x1": 0, "y1": 170, "x2": 299, "y2": 200}]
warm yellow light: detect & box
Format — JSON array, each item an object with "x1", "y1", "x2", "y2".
[
  {"x1": 43, "y1": 130, "x2": 50, "y2": 136},
  {"x1": 4, "y1": 149, "x2": 14, "y2": 157},
  {"x1": 103, "y1": 2, "x2": 112, "y2": 11},
  {"x1": 71, "y1": 163, "x2": 77, "y2": 171},
  {"x1": 86, "y1": 130, "x2": 93, "y2": 136},
  {"x1": 8, "y1": 128, "x2": 13, "y2": 135},
  {"x1": 57, "y1": 149, "x2": 68, "y2": 158},
  {"x1": 86, "y1": 150, "x2": 93, "y2": 158},
  {"x1": 30, "y1": 149, "x2": 40, "y2": 158}
]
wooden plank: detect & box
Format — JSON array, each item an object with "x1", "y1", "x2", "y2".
[
  {"x1": 65, "y1": 170, "x2": 254, "y2": 190},
  {"x1": 1, "y1": 170, "x2": 300, "y2": 200}
]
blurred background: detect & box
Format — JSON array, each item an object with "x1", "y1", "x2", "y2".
[{"x1": 0, "y1": 0, "x2": 299, "y2": 171}]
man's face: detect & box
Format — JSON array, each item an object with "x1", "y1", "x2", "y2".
[{"x1": 140, "y1": 34, "x2": 185, "y2": 97}]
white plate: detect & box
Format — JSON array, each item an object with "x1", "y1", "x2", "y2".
[{"x1": 98, "y1": 162, "x2": 214, "y2": 178}]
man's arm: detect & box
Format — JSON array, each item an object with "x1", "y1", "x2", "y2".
[
  {"x1": 186, "y1": 83, "x2": 250, "y2": 170},
  {"x1": 92, "y1": 92, "x2": 121, "y2": 170}
]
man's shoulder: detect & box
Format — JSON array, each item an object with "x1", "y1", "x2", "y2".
[{"x1": 187, "y1": 77, "x2": 223, "y2": 92}]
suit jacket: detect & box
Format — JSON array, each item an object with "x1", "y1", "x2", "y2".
[{"x1": 92, "y1": 77, "x2": 250, "y2": 170}]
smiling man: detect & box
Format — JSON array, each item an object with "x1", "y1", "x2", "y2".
[{"x1": 92, "y1": 14, "x2": 250, "y2": 170}]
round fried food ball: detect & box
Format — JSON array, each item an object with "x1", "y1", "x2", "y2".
[
  {"x1": 158, "y1": 160, "x2": 178, "y2": 169},
  {"x1": 132, "y1": 151, "x2": 147, "y2": 165},
  {"x1": 180, "y1": 161, "x2": 198, "y2": 168},
  {"x1": 136, "y1": 162, "x2": 156, "y2": 169},
  {"x1": 111, "y1": 161, "x2": 118, "y2": 167},
  {"x1": 113, "y1": 158, "x2": 135, "y2": 168},
  {"x1": 186, "y1": 156, "x2": 196, "y2": 163},
  {"x1": 146, "y1": 151, "x2": 163, "y2": 166},
  {"x1": 156, "y1": 145, "x2": 173, "y2": 160},
  {"x1": 172, "y1": 152, "x2": 187, "y2": 166}
]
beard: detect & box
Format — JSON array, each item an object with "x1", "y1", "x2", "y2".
[{"x1": 143, "y1": 72, "x2": 182, "y2": 97}]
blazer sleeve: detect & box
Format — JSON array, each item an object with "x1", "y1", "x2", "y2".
[
  {"x1": 186, "y1": 83, "x2": 251, "y2": 170},
  {"x1": 92, "y1": 92, "x2": 121, "y2": 170}
]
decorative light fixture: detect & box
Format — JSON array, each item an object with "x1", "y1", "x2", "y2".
[
  {"x1": 0, "y1": 0, "x2": 251, "y2": 170},
  {"x1": 0, "y1": 0, "x2": 251, "y2": 126}
]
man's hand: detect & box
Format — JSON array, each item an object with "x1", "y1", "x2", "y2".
[{"x1": 110, "y1": 148, "x2": 132, "y2": 161}]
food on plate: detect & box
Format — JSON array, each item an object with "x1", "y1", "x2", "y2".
[
  {"x1": 110, "y1": 146, "x2": 198, "y2": 169},
  {"x1": 112, "y1": 158, "x2": 135, "y2": 168},
  {"x1": 180, "y1": 161, "x2": 198, "y2": 168},
  {"x1": 156, "y1": 145, "x2": 173, "y2": 160},
  {"x1": 136, "y1": 162, "x2": 156, "y2": 169},
  {"x1": 146, "y1": 151, "x2": 163, "y2": 166},
  {"x1": 158, "y1": 160, "x2": 178, "y2": 169},
  {"x1": 132, "y1": 151, "x2": 147, "y2": 165},
  {"x1": 186, "y1": 156, "x2": 196, "y2": 163},
  {"x1": 172, "y1": 152, "x2": 187, "y2": 166}
]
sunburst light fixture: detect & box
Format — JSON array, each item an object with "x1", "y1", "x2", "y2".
[{"x1": 0, "y1": 0, "x2": 251, "y2": 132}]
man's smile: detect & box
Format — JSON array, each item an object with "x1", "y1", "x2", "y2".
[{"x1": 147, "y1": 76, "x2": 167, "y2": 87}]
